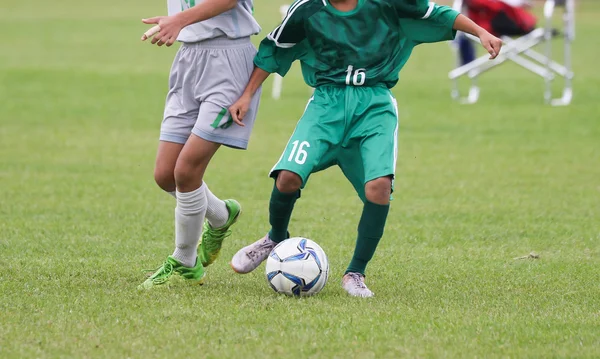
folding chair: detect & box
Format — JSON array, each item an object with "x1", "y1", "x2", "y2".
[{"x1": 449, "y1": 0, "x2": 575, "y2": 106}]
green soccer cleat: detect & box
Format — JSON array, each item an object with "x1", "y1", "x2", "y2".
[
  {"x1": 138, "y1": 256, "x2": 205, "y2": 290},
  {"x1": 199, "y1": 199, "x2": 241, "y2": 267}
]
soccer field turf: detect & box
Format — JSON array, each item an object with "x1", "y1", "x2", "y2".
[{"x1": 1, "y1": 0, "x2": 599, "y2": 357}]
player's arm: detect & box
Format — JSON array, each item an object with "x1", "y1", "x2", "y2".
[
  {"x1": 399, "y1": 2, "x2": 502, "y2": 60},
  {"x1": 141, "y1": 0, "x2": 236, "y2": 47},
  {"x1": 452, "y1": 14, "x2": 502, "y2": 59},
  {"x1": 229, "y1": 67, "x2": 271, "y2": 127}
]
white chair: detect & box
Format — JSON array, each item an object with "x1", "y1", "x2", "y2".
[{"x1": 448, "y1": 0, "x2": 575, "y2": 106}]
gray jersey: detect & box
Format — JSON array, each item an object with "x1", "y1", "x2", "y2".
[{"x1": 168, "y1": 0, "x2": 261, "y2": 42}]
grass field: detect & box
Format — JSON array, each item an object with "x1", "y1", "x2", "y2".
[{"x1": 1, "y1": 0, "x2": 600, "y2": 358}]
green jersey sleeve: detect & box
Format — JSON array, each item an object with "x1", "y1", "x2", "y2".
[
  {"x1": 266, "y1": 2, "x2": 306, "y2": 48},
  {"x1": 265, "y1": 0, "x2": 323, "y2": 48},
  {"x1": 391, "y1": 0, "x2": 436, "y2": 18},
  {"x1": 254, "y1": 38, "x2": 307, "y2": 77},
  {"x1": 400, "y1": 4, "x2": 460, "y2": 44},
  {"x1": 254, "y1": 0, "x2": 323, "y2": 75}
]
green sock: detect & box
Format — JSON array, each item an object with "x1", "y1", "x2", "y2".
[
  {"x1": 268, "y1": 183, "x2": 300, "y2": 243},
  {"x1": 346, "y1": 201, "x2": 390, "y2": 275}
]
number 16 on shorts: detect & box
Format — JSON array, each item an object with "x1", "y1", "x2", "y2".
[
  {"x1": 269, "y1": 140, "x2": 312, "y2": 181},
  {"x1": 288, "y1": 140, "x2": 310, "y2": 165}
]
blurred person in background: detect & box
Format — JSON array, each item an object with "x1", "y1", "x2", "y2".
[{"x1": 458, "y1": 0, "x2": 536, "y2": 64}]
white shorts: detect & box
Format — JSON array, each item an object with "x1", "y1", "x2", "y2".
[{"x1": 160, "y1": 36, "x2": 262, "y2": 149}]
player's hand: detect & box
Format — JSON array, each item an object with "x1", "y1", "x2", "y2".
[
  {"x1": 229, "y1": 94, "x2": 252, "y2": 127},
  {"x1": 478, "y1": 31, "x2": 503, "y2": 60},
  {"x1": 141, "y1": 16, "x2": 184, "y2": 47}
]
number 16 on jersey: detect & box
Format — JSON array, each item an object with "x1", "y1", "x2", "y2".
[{"x1": 345, "y1": 65, "x2": 366, "y2": 86}]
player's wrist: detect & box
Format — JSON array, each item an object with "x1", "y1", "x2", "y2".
[
  {"x1": 242, "y1": 90, "x2": 256, "y2": 99},
  {"x1": 474, "y1": 26, "x2": 488, "y2": 39},
  {"x1": 176, "y1": 11, "x2": 194, "y2": 28}
]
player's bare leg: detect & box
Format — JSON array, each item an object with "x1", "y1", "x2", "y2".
[
  {"x1": 230, "y1": 170, "x2": 300, "y2": 273},
  {"x1": 174, "y1": 134, "x2": 219, "y2": 190},
  {"x1": 342, "y1": 176, "x2": 392, "y2": 298},
  {"x1": 140, "y1": 135, "x2": 235, "y2": 289},
  {"x1": 154, "y1": 141, "x2": 184, "y2": 195}
]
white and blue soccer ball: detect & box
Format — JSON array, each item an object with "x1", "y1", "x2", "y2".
[{"x1": 265, "y1": 237, "x2": 329, "y2": 297}]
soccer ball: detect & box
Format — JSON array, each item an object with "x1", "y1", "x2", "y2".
[{"x1": 265, "y1": 237, "x2": 329, "y2": 297}]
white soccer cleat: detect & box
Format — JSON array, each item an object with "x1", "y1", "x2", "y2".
[
  {"x1": 230, "y1": 234, "x2": 277, "y2": 274},
  {"x1": 342, "y1": 272, "x2": 374, "y2": 298}
]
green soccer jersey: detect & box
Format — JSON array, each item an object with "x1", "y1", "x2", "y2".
[{"x1": 255, "y1": 0, "x2": 460, "y2": 88}]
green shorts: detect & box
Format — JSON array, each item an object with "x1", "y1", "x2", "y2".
[{"x1": 270, "y1": 85, "x2": 399, "y2": 202}]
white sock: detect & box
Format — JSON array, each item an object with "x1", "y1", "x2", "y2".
[
  {"x1": 204, "y1": 184, "x2": 229, "y2": 228},
  {"x1": 172, "y1": 184, "x2": 207, "y2": 267},
  {"x1": 168, "y1": 191, "x2": 176, "y2": 199}
]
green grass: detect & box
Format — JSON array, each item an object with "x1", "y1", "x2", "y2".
[{"x1": 1, "y1": 1, "x2": 599, "y2": 358}]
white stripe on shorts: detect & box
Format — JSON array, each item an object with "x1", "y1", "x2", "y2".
[{"x1": 389, "y1": 95, "x2": 399, "y2": 173}]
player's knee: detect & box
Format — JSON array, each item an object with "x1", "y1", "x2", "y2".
[
  {"x1": 276, "y1": 171, "x2": 302, "y2": 193},
  {"x1": 154, "y1": 167, "x2": 176, "y2": 192},
  {"x1": 364, "y1": 177, "x2": 392, "y2": 205},
  {"x1": 173, "y1": 151, "x2": 213, "y2": 191},
  {"x1": 174, "y1": 160, "x2": 201, "y2": 189}
]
